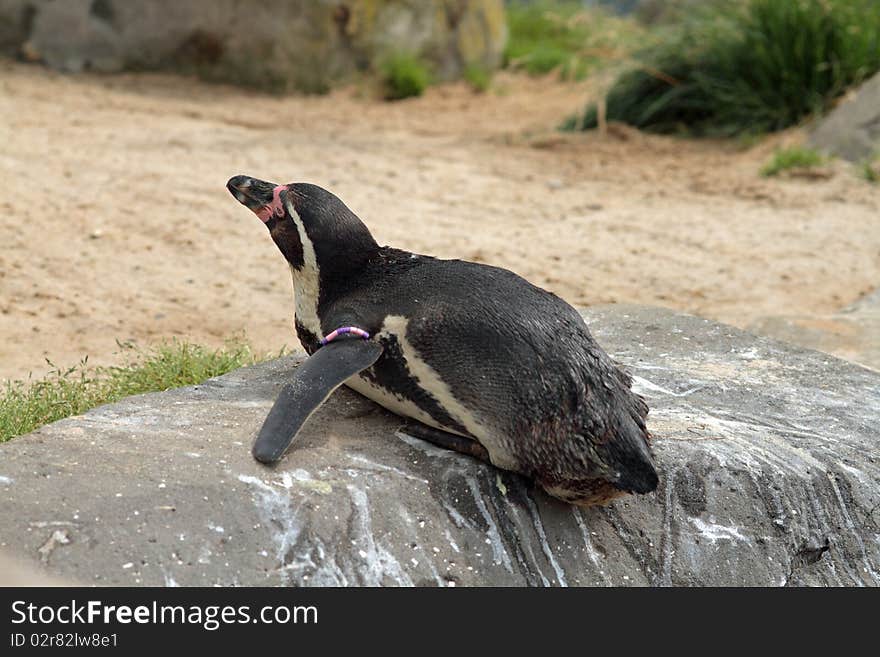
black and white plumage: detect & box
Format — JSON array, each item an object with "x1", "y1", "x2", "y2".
[{"x1": 227, "y1": 175, "x2": 658, "y2": 506}]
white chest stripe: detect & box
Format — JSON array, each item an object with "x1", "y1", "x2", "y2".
[
  {"x1": 284, "y1": 197, "x2": 322, "y2": 339},
  {"x1": 345, "y1": 375, "x2": 445, "y2": 433},
  {"x1": 368, "y1": 315, "x2": 513, "y2": 468}
]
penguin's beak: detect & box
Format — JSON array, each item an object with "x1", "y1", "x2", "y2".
[{"x1": 226, "y1": 175, "x2": 278, "y2": 213}]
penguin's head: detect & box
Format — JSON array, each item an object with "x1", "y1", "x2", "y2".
[{"x1": 226, "y1": 175, "x2": 378, "y2": 276}]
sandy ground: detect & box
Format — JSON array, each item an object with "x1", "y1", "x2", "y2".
[{"x1": 1, "y1": 61, "x2": 878, "y2": 381}]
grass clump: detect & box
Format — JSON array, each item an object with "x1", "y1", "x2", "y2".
[
  {"x1": 380, "y1": 52, "x2": 430, "y2": 100},
  {"x1": 577, "y1": 0, "x2": 880, "y2": 136},
  {"x1": 859, "y1": 157, "x2": 880, "y2": 183},
  {"x1": 0, "y1": 338, "x2": 259, "y2": 444},
  {"x1": 760, "y1": 146, "x2": 825, "y2": 177},
  {"x1": 464, "y1": 64, "x2": 492, "y2": 93},
  {"x1": 504, "y1": 1, "x2": 645, "y2": 79}
]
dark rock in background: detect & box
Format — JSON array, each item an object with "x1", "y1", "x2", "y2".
[
  {"x1": 0, "y1": 0, "x2": 34, "y2": 57},
  {"x1": 0, "y1": 0, "x2": 507, "y2": 92},
  {"x1": 0, "y1": 306, "x2": 878, "y2": 586}
]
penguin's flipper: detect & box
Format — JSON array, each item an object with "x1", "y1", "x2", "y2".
[
  {"x1": 402, "y1": 423, "x2": 490, "y2": 463},
  {"x1": 253, "y1": 339, "x2": 383, "y2": 464}
]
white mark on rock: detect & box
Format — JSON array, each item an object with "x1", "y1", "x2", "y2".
[
  {"x1": 631, "y1": 376, "x2": 705, "y2": 398},
  {"x1": 38, "y1": 529, "x2": 70, "y2": 564},
  {"x1": 346, "y1": 486, "x2": 413, "y2": 586},
  {"x1": 524, "y1": 494, "x2": 567, "y2": 587},
  {"x1": 297, "y1": 539, "x2": 349, "y2": 586},
  {"x1": 464, "y1": 475, "x2": 512, "y2": 572},
  {"x1": 837, "y1": 463, "x2": 872, "y2": 489},
  {"x1": 688, "y1": 517, "x2": 748, "y2": 544},
  {"x1": 348, "y1": 454, "x2": 430, "y2": 484},
  {"x1": 660, "y1": 471, "x2": 676, "y2": 586},
  {"x1": 197, "y1": 544, "x2": 212, "y2": 565},
  {"x1": 738, "y1": 348, "x2": 760, "y2": 360},
  {"x1": 827, "y1": 473, "x2": 878, "y2": 584},
  {"x1": 0, "y1": 475, "x2": 13, "y2": 485},
  {"x1": 572, "y1": 508, "x2": 608, "y2": 582},
  {"x1": 238, "y1": 474, "x2": 304, "y2": 585},
  {"x1": 442, "y1": 500, "x2": 472, "y2": 530}
]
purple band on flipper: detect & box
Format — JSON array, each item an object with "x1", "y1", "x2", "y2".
[{"x1": 319, "y1": 326, "x2": 371, "y2": 346}]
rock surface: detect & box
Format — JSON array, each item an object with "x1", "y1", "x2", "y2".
[
  {"x1": 750, "y1": 287, "x2": 880, "y2": 373},
  {"x1": 810, "y1": 73, "x2": 880, "y2": 162},
  {"x1": 0, "y1": 0, "x2": 507, "y2": 91},
  {"x1": 1, "y1": 306, "x2": 878, "y2": 587}
]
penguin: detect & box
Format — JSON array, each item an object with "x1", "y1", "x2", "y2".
[{"x1": 226, "y1": 175, "x2": 658, "y2": 506}]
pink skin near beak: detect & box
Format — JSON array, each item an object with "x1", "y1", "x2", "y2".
[{"x1": 255, "y1": 185, "x2": 287, "y2": 223}]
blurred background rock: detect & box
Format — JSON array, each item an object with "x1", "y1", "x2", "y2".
[{"x1": 0, "y1": 0, "x2": 506, "y2": 93}]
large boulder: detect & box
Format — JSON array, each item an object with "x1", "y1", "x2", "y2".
[
  {"x1": 0, "y1": 0, "x2": 507, "y2": 91},
  {"x1": 810, "y1": 73, "x2": 880, "y2": 162},
  {"x1": 0, "y1": 306, "x2": 878, "y2": 586}
]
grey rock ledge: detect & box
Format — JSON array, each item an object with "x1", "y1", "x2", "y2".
[{"x1": 0, "y1": 305, "x2": 878, "y2": 586}]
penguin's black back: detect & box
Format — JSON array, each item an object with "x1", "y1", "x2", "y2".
[{"x1": 319, "y1": 247, "x2": 656, "y2": 493}]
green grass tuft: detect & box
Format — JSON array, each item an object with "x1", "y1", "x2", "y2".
[
  {"x1": 0, "y1": 338, "x2": 261, "y2": 444},
  {"x1": 577, "y1": 0, "x2": 880, "y2": 136},
  {"x1": 380, "y1": 52, "x2": 431, "y2": 100},
  {"x1": 558, "y1": 113, "x2": 580, "y2": 132},
  {"x1": 463, "y1": 64, "x2": 492, "y2": 93},
  {"x1": 760, "y1": 146, "x2": 825, "y2": 177},
  {"x1": 859, "y1": 157, "x2": 880, "y2": 183},
  {"x1": 504, "y1": 1, "x2": 645, "y2": 79}
]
